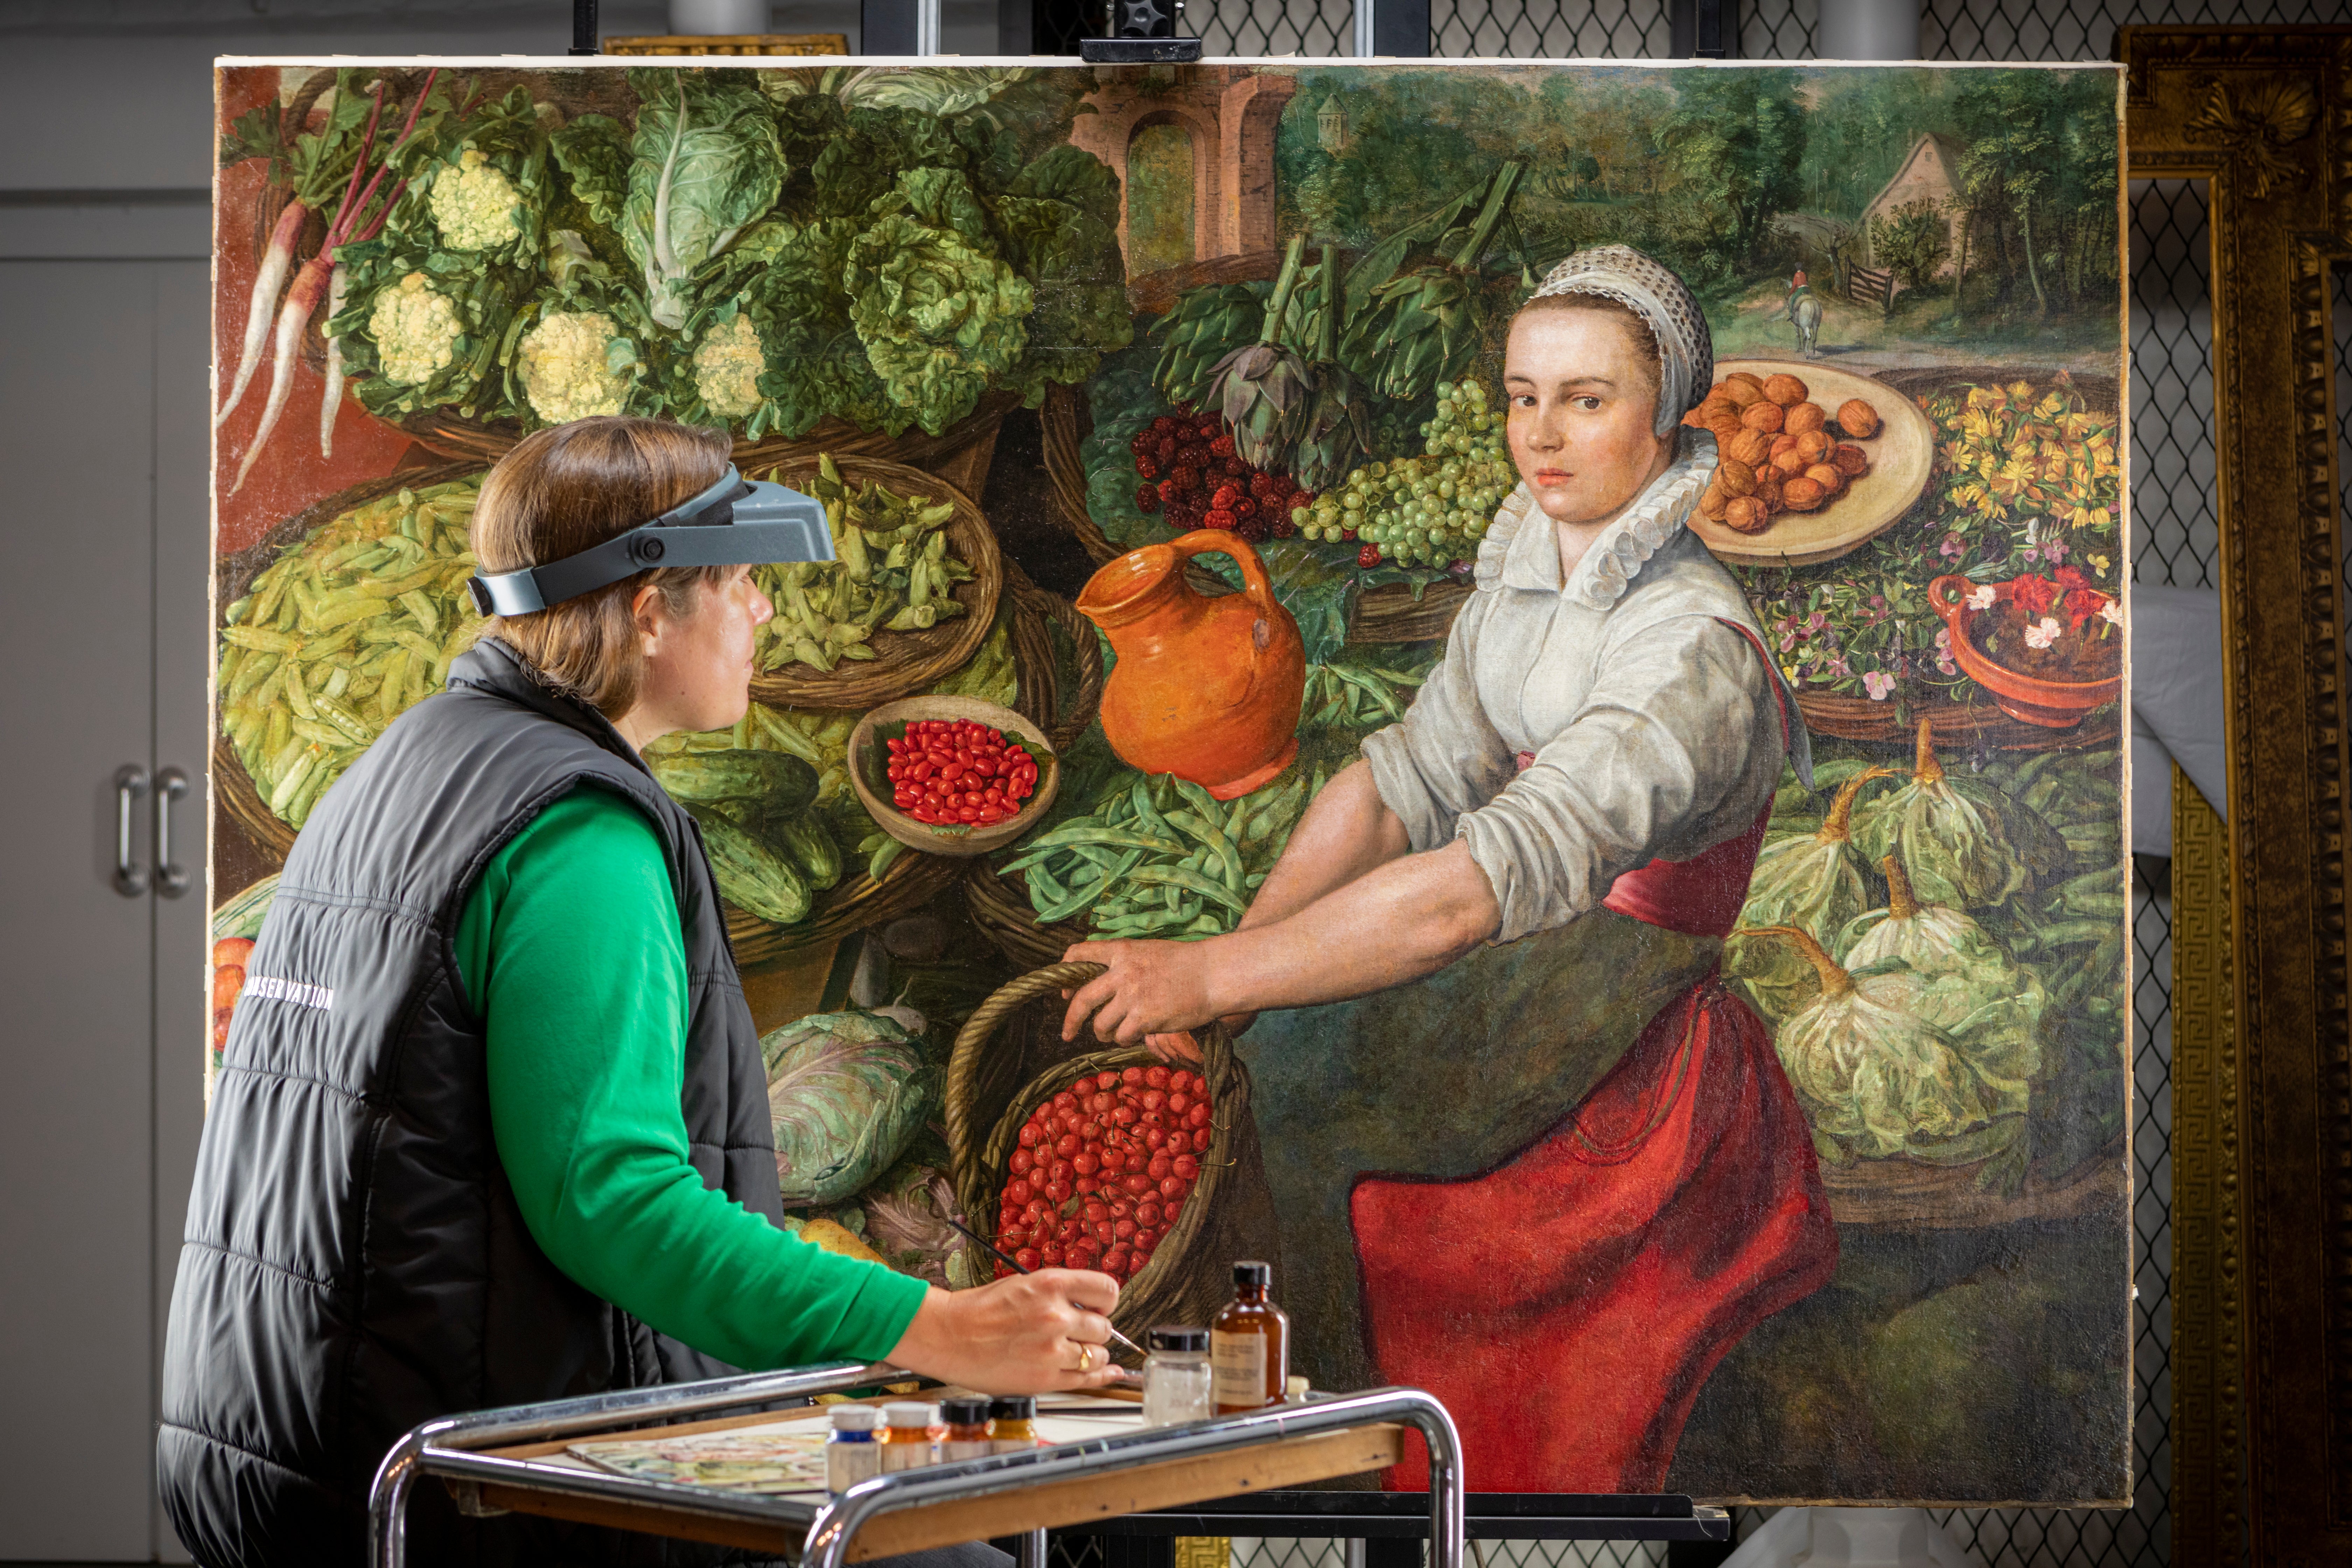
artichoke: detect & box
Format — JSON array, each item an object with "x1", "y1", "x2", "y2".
[
  {"x1": 1206, "y1": 234, "x2": 1314, "y2": 473},
  {"x1": 1340, "y1": 162, "x2": 1523, "y2": 404},
  {"x1": 1293, "y1": 245, "x2": 1372, "y2": 492},
  {"x1": 1744, "y1": 925, "x2": 2038, "y2": 1170},
  {"x1": 1152, "y1": 284, "x2": 1264, "y2": 412},
  {"x1": 1725, "y1": 765, "x2": 1894, "y2": 1024},
  {"x1": 1853, "y1": 720, "x2": 2070, "y2": 912}
]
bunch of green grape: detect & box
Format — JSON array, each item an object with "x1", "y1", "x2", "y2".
[{"x1": 1292, "y1": 381, "x2": 1515, "y2": 568}]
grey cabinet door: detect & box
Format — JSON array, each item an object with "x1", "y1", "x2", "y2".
[{"x1": 0, "y1": 258, "x2": 208, "y2": 1560}]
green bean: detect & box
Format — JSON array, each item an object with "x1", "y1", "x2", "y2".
[
  {"x1": 868, "y1": 838, "x2": 906, "y2": 882},
  {"x1": 1128, "y1": 864, "x2": 1249, "y2": 915},
  {"x1": 1165, "y1": 810, "x2": 1245, "y2": 891}
]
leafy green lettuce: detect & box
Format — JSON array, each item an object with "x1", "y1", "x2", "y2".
[
  {"x1": 618, "y1": 68, "x2": 786, "y2": 330},
  {"x1": 846, "y1": 168, "x2": 1033, "y2": 435}
]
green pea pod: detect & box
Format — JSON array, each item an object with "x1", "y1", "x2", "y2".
[
  {"x1": 868, "y1": 838, "x2": 906, "y2": 883},
  {"x1": 1130, "y1": 777, "x2": 1175, "y2": 843},
  {"x1": 1164, "y1": 810, "x2": 1245, "y2": 891},
  {"x1": 1127, "y1": 863, "x2": 1249, "y2": 916},
  {"x1": 1017, "y1": 827, "x2": 1185, "y2": 858},
  {"x1": 1037, "y1": 849, "x2": 1141, "y2": 924},
  {"x1": 1326, "y1": 663, "x2": 1405, "y2": 720}
]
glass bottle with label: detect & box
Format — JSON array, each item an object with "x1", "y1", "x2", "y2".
[
  {"x1": 1143, "y1": 1325, "x2": 1213, "y2": 1426},
  {"x1": 939, "y1": 1395, "x2": 993, "y2": 1462},
  {"x1": 988, "y1": 1395, "x2": 1040, "y2": 1454},
  {"x1": 1210, "y1": 1260, "x2": 1289, "y2": 1414},
  {"x1": 826, "y1": 1404, "x2": 881, "y2": 1494},
  {"x1": 880, "y1": 1401, "x2": 939, "y2": 1471}
]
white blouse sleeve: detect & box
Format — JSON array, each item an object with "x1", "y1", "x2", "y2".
[
  {"x1": 1358, "y1": 592, "x2": 1519, "y2": 853},
  {"x1": 1457, "y1": 614, "x2": 1777, "y2": 943}
]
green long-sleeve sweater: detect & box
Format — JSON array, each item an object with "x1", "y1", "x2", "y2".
[{"x1": 454, "y1": 787, "x2": 930, "y2": 1371}]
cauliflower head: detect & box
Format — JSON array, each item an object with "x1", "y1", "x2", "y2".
[
  {"x1": 692, "y1": 313, "x2": 766, "y2": 420},
  {"x1": 367, "y1": 272, "x2": 463, "y2": 386},
  {"x1": 429, "y1": 148, "x2": 523, "y2": 252},
  {"x1": 517, "y1": 310, "x2": 634, "y2": 424}
]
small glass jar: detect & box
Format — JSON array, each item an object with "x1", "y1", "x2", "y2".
[
  {"x1": 880, "y1": 1401, "x2": 939, "y2": 1471},
  {"x1": 989, "y1": 1395, "x2": 1040, "y2": 1454},
  {"x1": 939, "y1": 1395, "x2": 993, "y2": 1462},
  {"x1": 1143, "y1": 1325, "x2": 1214, "y2": 1426},
  {"x1": 825, "y1": 1404, "x2": 881, "y2": 1494}
]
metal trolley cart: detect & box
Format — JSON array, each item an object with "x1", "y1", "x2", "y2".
[{"x1": 368, "y1": 1362, "x2": 1466, "y2": 1568}]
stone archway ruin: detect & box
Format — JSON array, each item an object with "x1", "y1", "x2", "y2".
[{"x1": 1068, "y1": 68, "x2": 1299, "y2": 273}]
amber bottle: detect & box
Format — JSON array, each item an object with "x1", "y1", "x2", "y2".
[{"x1": 1210, "y1": 1260, "x2": 1289, "y2": 1413}]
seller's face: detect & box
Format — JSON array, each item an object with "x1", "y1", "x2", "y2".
[
  {"x1": 1505, "y1": 307, "x2": 1670, "y2": 528},
  {"x1": 640, "y1": 566, "x2": 773, "y2": 735}
]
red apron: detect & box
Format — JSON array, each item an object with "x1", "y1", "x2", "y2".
[{"x1": 1351, "y1": 624, "x2": 1838, "y2": 1493}]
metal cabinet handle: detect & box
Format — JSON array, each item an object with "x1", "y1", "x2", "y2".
[
  {"x1": 156, "y1": 766, "x2": 191, "y2": 898},
  {"x1": 113, "y1": 765, "x2": 150, "y2": 897}
]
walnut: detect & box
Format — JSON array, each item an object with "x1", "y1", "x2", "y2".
[
  {"x1": 1726, "y1": 428, "x2": 1774, "y2": 468},
  {"x1": 1741, "y1": 400, "x2": 1786, "y2": 434},
  {"x1": 1836, "y1": 398, "x2": 1881, "y2": 439},
  {"x1": 1794, "y1": 429, "x2": 1835, "y2": 464},
  {"x1": 1724, "y1": 497, "x2": 1772, "y2": 534},
  {"x1": 1716, "y1": 456, "x2": 1759, "y2": 497},
  {"x1": 1784, "y1": 401, "x2": 1828, "y2": 436},
  {"x1": 1699, "y1": 480, "x2": 1731, "y2": 522},
  {"x1": 1763, "y1": 372, "x2": 1809, "y2": 407},
  {"x1": 1781, "y1": 475, "x2": 1828, "y2": 511},
  {"x1": 1832, "y1": 443, "x2": 1870, "y2": 477}
]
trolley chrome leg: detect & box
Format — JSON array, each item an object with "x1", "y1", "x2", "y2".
[{"x1": 1018, "y1": 1526, "x2": 1049, "y2": 1568}]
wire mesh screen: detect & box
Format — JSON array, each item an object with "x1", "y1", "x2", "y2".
[{"x1": 1181, "y1": 0, "x2": 1358, "y2": 55}]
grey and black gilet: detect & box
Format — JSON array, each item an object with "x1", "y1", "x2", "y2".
[{"x1": 159, "y1": 637, "x2": 783, "y2": 1568}]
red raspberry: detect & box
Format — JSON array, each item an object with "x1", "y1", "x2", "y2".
[
  {"x1": 1129, "y1": 432, "x2": 1155, "y2": 457},
  {"x1": 1209, "y1": 434, "x2": 1237, "y2": 460},
  {"x1": 1135, "y1": 455, "x2": 1161, "y2": 481},
  {"x1": 1194, "y1": 418, "x2": 1220, "y2": 440},
  {"x1": 1222, "y1": 458, "x2": 1248, "y2": 479},
  {"x1": 1209, "y1": 482, "x2": 1242, "y2": 510},
  {"x1": 1204, "y1": 508, "x2": 1238, "y2": 531},
  {"x1": 1157, "y1": 436, "x2": 1180, "y2": 464},
  {"x1": 1231, "y1": 496, "x2": 1258, "y2": 520},
  {"x1": 1136, "y1": 484, "x2": 1162, "y2": 513},
  {"x1": 1177, "y1": 443, "x2": 1209, "y2": 468},
  {"x1": 1248, "y1": 472, "x2": 1281, "y2": 501},
  {"x1": 1151, "y1": 415, "x2": 1180, "y2": 435},
  {"x1": 1167, "y1": 464, "x2": 1201, "y2": 494},
  {"x1": 1359, "y1": 544, "x2": 1382, "y2": 568}
]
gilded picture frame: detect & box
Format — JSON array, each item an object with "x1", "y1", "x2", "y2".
[{"x1": 2123, "y1": 25, "x2": 2352, "y2": 1566}]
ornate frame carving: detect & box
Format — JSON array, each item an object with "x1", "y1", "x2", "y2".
[{"x1": 2123, "y1": 27, "x2": 2352, "y2": 1565}]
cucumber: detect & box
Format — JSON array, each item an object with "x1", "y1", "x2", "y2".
[
  {"x1": 212, "y1": 873, "x2": 280, "y2": 943},
  {"x1": 650, "y1": 749, "x2": 819, "y2": 817},
  {"x1": 772, "y1": 809, "x2": 843, "y2": 891},
  {"x1": 687, "y1": 804, "x2": 812, "y2": 925}
]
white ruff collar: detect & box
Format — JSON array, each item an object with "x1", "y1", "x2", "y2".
[{"x1": 1474, "y1": 428, "x2": 1717, "y2": 610}]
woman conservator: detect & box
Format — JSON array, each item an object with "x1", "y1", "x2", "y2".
[
  {"x1": 163, "y1": 418, "x2": 1119, "y2": 1568},
  {"x1": 1060, "y1": 247, "x2": 1838, "y2": 1491}
]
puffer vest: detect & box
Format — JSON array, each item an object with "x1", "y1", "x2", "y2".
[{"x1": 160, "y1": 638, "x2": 782, "y2": 1568}]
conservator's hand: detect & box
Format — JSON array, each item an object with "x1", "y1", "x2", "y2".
[{"x1": 885, "y1": 1267, "x2": 1124, "y2": 1394}]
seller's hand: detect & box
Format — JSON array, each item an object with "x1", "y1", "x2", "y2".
[
  {"x1": 884, "y1": 1268, "x2": 1123, "y2": 1395},
  {"x1": 1060, "y1": 938, "x2": 1217, "y2": 1045}
]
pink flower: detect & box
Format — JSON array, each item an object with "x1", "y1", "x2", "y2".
[
  {"x1": 1934, "y1": 626, "x2": 1957, "y2": 675},
  {"x1": 1827, "y1": 654, "x2": 1853, "y2": 678},
  {"x1": 2042, "y1": 537, "x2": 2070, "y2": 565},
  {"x1": 2024, "y1": 616, "x2": 2063, "y2": 650},
  {"x1": 1939, "y1": 532, "x2": 1966, "y2": 561},
  {"x1": 1967, "y1": 584, "x2": 1997, "y2": 611},
  {"x1": 1862, "y1": 671, "x2": 1896, "y2": 701},
  {"x1": 2099, "y1": 598, "x2": 2124, "y2": 628}
]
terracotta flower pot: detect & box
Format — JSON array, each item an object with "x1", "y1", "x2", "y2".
[
  {"x1": 1078, "y1": 530, "x2": 1306, "y2": 800},
  {"x1": 1928, "y1": 574, "x2": 2123, "y2": 728}
]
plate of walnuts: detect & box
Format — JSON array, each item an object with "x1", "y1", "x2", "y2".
[{"x1": 1684, "y1": 359, "x2": 1936, "y2": 567}]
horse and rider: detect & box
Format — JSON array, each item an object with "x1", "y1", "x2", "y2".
[{"x1": 1779, "y1": 267, "x2": 1824, "y2": 358}]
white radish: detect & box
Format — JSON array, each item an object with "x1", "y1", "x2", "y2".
[
  {"x1": 319, "y1": 260, "x2": 348, "y2": 458},
  {"x1": 217, "y1": 201, "x2": 307, "y2": 429},
  {"x1": 231, "y1": 255, "x2": 333, "y2": 495}
]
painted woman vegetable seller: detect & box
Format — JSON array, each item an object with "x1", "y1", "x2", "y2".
[
  {"x1": 1059, "y1": 246, "x2": 1839, "y2": 1491},
  {"x1": 163, "y1": 418, "x2": 1121, "y2": 1568}
]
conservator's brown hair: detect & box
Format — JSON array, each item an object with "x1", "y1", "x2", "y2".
[{"x1": 471, "y1": 416, "x2": 734, "y2": 718}]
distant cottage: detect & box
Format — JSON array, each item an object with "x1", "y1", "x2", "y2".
[{"x1": 1862, "y1": 132, "x2": 1966, "y2": 279}]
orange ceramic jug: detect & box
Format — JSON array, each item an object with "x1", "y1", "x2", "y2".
[{"x1": 1077, "y1": 530, "x2": 1306, "y2": 800}]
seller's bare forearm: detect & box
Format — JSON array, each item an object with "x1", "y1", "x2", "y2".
[
  {"x1": 1236, "y1": 761, "x2": 1411, "y2": 931},
  {"x1": 1208, "y1": 837, "x2": 1499, "y2": 1016}
]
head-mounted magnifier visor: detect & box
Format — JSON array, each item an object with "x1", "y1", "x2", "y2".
[{"x1": 465, "y1": 465, "x2": 834, "y2": 617}]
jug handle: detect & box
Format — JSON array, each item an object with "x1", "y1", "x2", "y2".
[{"x1": 1172, "y1": 529, "x2": 1280, "y2": 644}]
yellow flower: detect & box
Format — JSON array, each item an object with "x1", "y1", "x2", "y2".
[
  {"x1": 2006, "y1": 379, "x2": 2037, "y2": 402},
  {"x1": 1990, "y1": 454, "x2": 2037, "y2": 501},
  {"x1": 2034, "y1": 392, "x2": 2068, "y2": 420},
  {"x1": 2090, "y1": 553, "x2": 2112, "y2": 573},
  {"x1": 1966, "y1": 386, "x2": 2005, "y2": 411},
  {"x1": 1961, "y1": 407, "x2": 1996, "y2": 444}
]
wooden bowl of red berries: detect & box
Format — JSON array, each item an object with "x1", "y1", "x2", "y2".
[
  {"x1": 847, "y1": 696, "x2": 1060, "y2": 858},
  {"x1": 1129, "y1": 410, "x2": 1314, "y2": 544}
]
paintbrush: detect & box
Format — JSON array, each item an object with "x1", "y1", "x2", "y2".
[{"x1": 940, "y1": 1213, "x2": 1147, "y2": 1362}]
